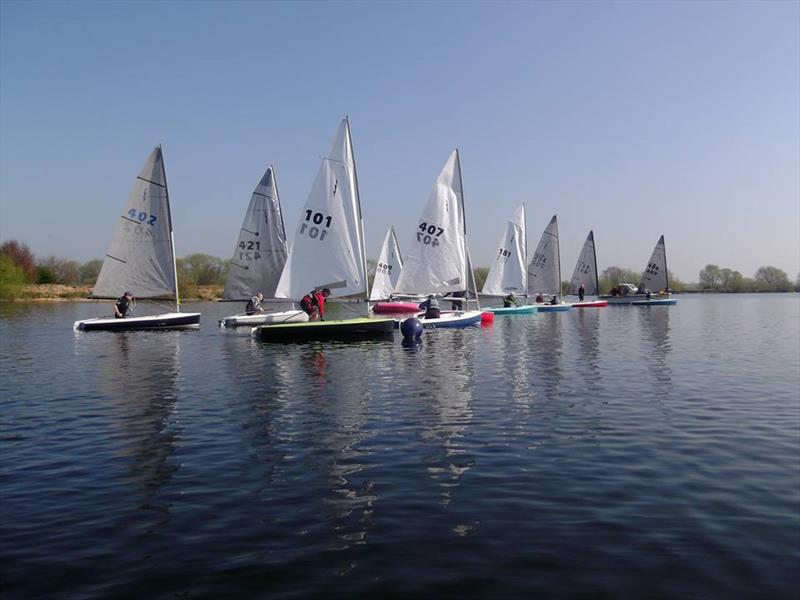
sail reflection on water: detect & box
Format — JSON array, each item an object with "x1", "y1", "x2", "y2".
[
  {"x1": 637, "y1": 307, "x2": 673, "y2": 391},
  {"x1": 527, "y1": 313, "x2": 564, "y2": 402},
  {"x1": 100, "y1": 331, "x2": 182, "y2": 514}
]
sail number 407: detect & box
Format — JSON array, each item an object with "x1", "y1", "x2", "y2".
[
  {"x1": 417, "y1": 222, "x2": 444, "y2": 247},
  {"x1": 300, "y1": 210, "x2": 332, "y2": 241}
]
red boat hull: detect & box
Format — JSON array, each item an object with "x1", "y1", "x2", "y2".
[
  {"x1": 373, "y1": 302, "x2": 421, "y2": 314},
  {"x1": 572, "y1": 300, "x2": 608, "y2": 308}
]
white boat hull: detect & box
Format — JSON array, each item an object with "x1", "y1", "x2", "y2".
[
  {"x1": 417, "y1": 310, "x2": 484, "y2": 329},
  {"x1": 220, "y1": 310, "x2": 309, "y2": 328},
  {"x1": 74, "y1": 312, "x2": 201, "y2": 331}
]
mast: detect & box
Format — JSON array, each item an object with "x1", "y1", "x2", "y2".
[
  {"x1": 160, "y1": 145, "x2": 181, "y2": 312},
  {"x1": 272, "y1": 164, "x2": 288, "y2": 241},
  {"x1": 591, "y1": 231, "x2": 600, "y2": 298},
  {"x1": 454, "y1": 149, "x2": 479, "y2": 308},
  {"x1": 345, "y1": 116, "x2": 370, "y2": 313},
  {"x1": 662, "y1": 235, "x2": 670, "y2": 293},
  {"x1": 555, "y1": 216, "x2": 562, "y2": 301},
  {"x1": 391, "y1": 226, "x2": 403, "y2": 264},
  {"x1": 523, "y1": 202, "x2": 528, "y2": 299}
]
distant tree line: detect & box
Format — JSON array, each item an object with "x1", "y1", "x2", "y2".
[{"x1": 2, "y1": 238, "x2": 799, "y2": 300}]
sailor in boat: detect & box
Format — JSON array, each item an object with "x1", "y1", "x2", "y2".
[
  {"x1": 300, "y1": 288, "x2": 331, "y2": 321},
  {"x1": 418, "y1": 295, "x2": 441, "y2": 319},
  {"x1": 113, "y1": 291, "x2": 134, "y2": 319},
  {"x1": 550, "y1": 295, "x2": 558, "y2": 305},
  {"x1": 535, "y1": 293, "x2": 544, "y2": 303},
  {"x1": 578, "y1": 283, "x2": 585, "y2": 302},
  {"x1": 503, "y1": 293, "x2": 519, "y2": 308},
  {"x1": 450, "y1": 290, "x2": 465, "y2": 311},
  {"x1": 245, "y1": 292, "x2": 265, "y2": 315}
]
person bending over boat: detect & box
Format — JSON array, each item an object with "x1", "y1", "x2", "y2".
[
  {"x1": 300, "y1": 288, "x2": 331, "y2": 321},
  {"x1": 418, "y1": 295, "x2": 441, "y2": 319},
  {"x1": 245, "y1": 292, "x2": 264, "y2": 315},
  {"x1": 503, "y1": 293, "x2": 519, "y2": 308},
  {"x1": 114, "y1": 291, "x2": 134, "y2": 319}
]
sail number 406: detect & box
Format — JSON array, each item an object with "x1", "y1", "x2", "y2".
[
  {"x1": 300, "y1": 210, "x2": 332, "y2": 241},
  {"x1": 417, "y1": 222, "x2": 444, "y2": 247}
]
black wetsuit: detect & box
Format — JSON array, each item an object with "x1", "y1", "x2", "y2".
[{"x1": 115, "y1": 295, "x2": 131, "y2": 319}]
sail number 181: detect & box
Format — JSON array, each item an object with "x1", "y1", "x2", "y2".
[{"x1": 300, "y1": 210, "x2": 332, "y2": 241}]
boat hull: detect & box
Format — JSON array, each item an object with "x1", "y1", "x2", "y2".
[
  {"x1": 632, "y1": 298, "x2": 677, "y2": 306},
  {"x1": 256, "y1": 317, "x2": 395, "y2": 341},
  {"x1": 221, "y1": 310, "x2": 308, "y2": 328},
  {"x1": 571, "y1": 300, "x2": 608, "y2": 308},
  {"x1": 418, "y1": 310, "x2": 484, "y2": 329},
  {"x1": 74, "y1": 312, "x2": 201, "y2": 331},
  {"x1": 373, "y1": 302, "x2": 421, "y2": 314},
  {"x1": 601, "y1": 294, "x2": 675, "y2": 305},
  {"x1": 487, "y1": 305, "x2": 538, "y2": 315},
  {"x1": 535, "y1": 303, "x2": 572, "y2": 312}
]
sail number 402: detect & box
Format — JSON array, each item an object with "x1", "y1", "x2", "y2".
[
  {"x1": 417, "y1": 222, "x2": 444, "y2": 247},
  {"x1": 128, "y1": 208, "x2": 157, "y2": 225},
  {"x1": 300, "y1": 210, "x2": 332, "y2": 241}
]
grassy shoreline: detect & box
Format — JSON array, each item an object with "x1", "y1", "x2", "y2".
[{"x1": 4, "y1": 284, "x2": 225, "y2": 302}]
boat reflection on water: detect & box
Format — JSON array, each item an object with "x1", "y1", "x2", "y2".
[
  {"x1": 101, "y1": 331, "x2": 182, "y2": 518},
  {"x1": 637, "y1": 306, "x2": 673, "y2": 393},
  {"x1": 528, "y1": 312, "x2": 564, "y2": 402},
  {"x1": 271, "y1": 341, "x2": 381, "y2": 551},
  {"x1": 571, "y1": 308, "x2": 602, "y2": 394},
  {"x1": 399, "y1": 330, "x2": 477, "y2": 508},
  {"x1": 497, "y1": 316, "x2": 534, "y2": 408}
]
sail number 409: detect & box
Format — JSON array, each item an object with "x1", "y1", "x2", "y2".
[
  {"x1": 417, "y1": 222, "x2": 444, "y2": 247},
  {"x1": 300, "y1": 210, "x2": 332, "y2": 241}
]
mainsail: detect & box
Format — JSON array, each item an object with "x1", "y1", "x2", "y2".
[
  {"x1": 569, "y1": 230, "x2": 599, "y2": 296},
  {"x1": 274, "y1": 118, "x2": 367, "y2": 300},
  {"x1": 369, "y1": 226, "x2": 403, "y2": 301},
  {"x1": 527, "y1": 215, "x2": 561, "y2": 296},
  {"x1": 93, "y1": 146, "x2": 177, "y2": 299},
  {"x1": 641, "y1": 234, "x2": 669, "y2": 292},
  {"x1": 395, "y1": 150, "x2": 467, "y2": 295},
  {"x1": 223, "y1": 166, "x2": 288, "y2": 300},
  {"x1": 482, "y1": 203, "x2": 527, "y2": 296}
]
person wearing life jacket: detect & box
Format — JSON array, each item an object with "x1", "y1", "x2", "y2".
[
  {"x1": 535, "y1": 293, "x2": 544, "y2": 303},
  {"x1": 245, "y1": 292, "x2": 264, "y2": 315},
  {"x1": 114, "y1": 291, "x2": 134, "y2": 319},
  {"x1": 300, "y1": 288, "x2": 331, "y2": 321},
  {"x1": 503, "y1": 293, "x2": 519, "y2": 308},
  {"x1": 418, "y1": 294, "x2": 440, "y2": 319},
  {"x1": 578, "y1": 283, "x2": 585, "y2": 302}
]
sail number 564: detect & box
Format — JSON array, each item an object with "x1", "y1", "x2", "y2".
[
  {"x1": 417, "y1": 222, "x2": 444, "y2": 247},
  {"x1": 300, "y1": 210, "x2": 332, "y2": 241}
]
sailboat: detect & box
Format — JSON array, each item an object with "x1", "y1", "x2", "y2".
[
  {"x1": 369, "y1": 226, "x2": 409, "y2": 306},
  {"x1": 482, "y1": 203, "x2": 537, "y2": 315},
  {"x1": 219, "y1": 166, "x2": 308, "y2": 327},
  {"x1": 527, "y1": 215, "x2": 571, "y2": 312},
  {"x1": 392, "y1": 150, "x2": 485, "y2": 329},
  {"x1": 256, "y1": 117, "x2": 395, "y2": 341},
  {"x1": 568, "y1": 231, "x2": 608, "y2": 308},
  {"x1": 600, "y1": 235, "x2": 677, "y2": 305},
  {"x1": 74, "y1": 146, "x2": 201, "y2": 331}
]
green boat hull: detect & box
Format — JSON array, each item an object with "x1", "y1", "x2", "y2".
[{"x1": 256, "y1": 317, "x2": 396, "y2": 341}]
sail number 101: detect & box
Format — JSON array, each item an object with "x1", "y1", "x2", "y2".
[
  {"x1": 417, "y1": 222, "x2": 444, "y2": 247},
  {"x1": 300, "y1": 210, "x2": 332, "y2": 241}
]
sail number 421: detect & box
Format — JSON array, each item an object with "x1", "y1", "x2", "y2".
[
  {"x1": 300, "y1": 210, "x2": 332, "y2": 241},
  {"x1": 417, "y1": 222, "x2": 444, "y2": 247}
]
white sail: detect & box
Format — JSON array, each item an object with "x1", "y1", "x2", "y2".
[
  {"x1": 223, "y1": 166, "x2": 288, "y2": 300},
  {"x1": 482, "y1": 203, "x2": 526, "y2": 296},
  {"x1": 527, "y1": 215, "x2": 561, "y2": 297},
  {"x1": 569, "y1": 230, "x2": 599, "y2": 296},
  {"x1": 369, "y1": 226, "x2": 403, "y2": 301},
  {"x1": 275, "y1": 118, "x2": 367, "y2": 300},
  {"x1": 641, "y1": 235, "x2": 669, "y2": 292},
  {"x1": 93, "y1": 146, "x2": 177, "y2": 299},
  {"x1": 395, "y1": 150, "x2": 467, "y2": 295}
]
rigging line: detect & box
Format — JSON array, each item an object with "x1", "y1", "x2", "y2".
[{"x1": 136, "y1": 176, "x2": 166, "y2": 188}]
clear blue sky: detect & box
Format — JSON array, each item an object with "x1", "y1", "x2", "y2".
[{"x1": 1, "y1": 0, "x2": 798, "y2": 282}]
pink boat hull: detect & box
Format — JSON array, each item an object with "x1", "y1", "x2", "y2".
[
  {"x1": 572, "y1": 300, "x2": 608, "y2": 308},
  {"x1": 373, "y1": 302, "x2": 421, "y2": 314}
]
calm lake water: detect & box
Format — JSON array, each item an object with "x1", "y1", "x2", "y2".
[{"x1": 1, "y1": 294, "x2": 798, "y2": 598}]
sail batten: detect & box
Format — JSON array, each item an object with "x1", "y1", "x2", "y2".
[
  {"x1": 527, "y1": 215, "x2": 561, "y2": 296},
  {"x1": 569, "y1": 230, "x2": 599, "y2": 296},
  {"x1": 92, "y1": 146, "x2": 177, "y2": 299},
  {"x1": 223, "y1": 166, "x2": 289, "y2": 301},
  {"x1": 275, "y1": 119, "x2": 366, "y2": 300},
  {"x1": 395, "y1": 150, "x2": 468, "y2": 296},
  {"x1": 482, "y1": 203, "x2": 526, "y2": 296}
]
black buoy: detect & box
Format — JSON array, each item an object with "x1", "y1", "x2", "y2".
[{"x1": 400, "y1": 317, "x2": 423, "y2": 341}]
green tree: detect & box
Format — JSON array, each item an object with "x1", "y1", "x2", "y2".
[
  {"x1": 0, "y1": 239, "x2": 37, "y2": 282},
  {"x1": 599, "y1": 266, "x2": 640, "y2": 294},
  {"x1": 754, "y1": 266, "x2": 792, "y2": 292},
  {"x1": 0, "y1": 254, "x2": 27, "y2": 300},
  {"x1": 473, "y1": 267, "x2": 489, "y2": 291},
  {"x1": 177, "y1": 253, "x2": 227, "y2": 286},
  {"x1": 37, "y1": 256, "x2": 80, "y2": 285},
  {"x1": 796, "y1": 273, "x2": 800, "y2": 293},
  {"x1": 699, "y1": 264, "x2": 722, "y2": 290},
  {"x1": 79, "y1": 259, "x2": 103, "y2": 284}
]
